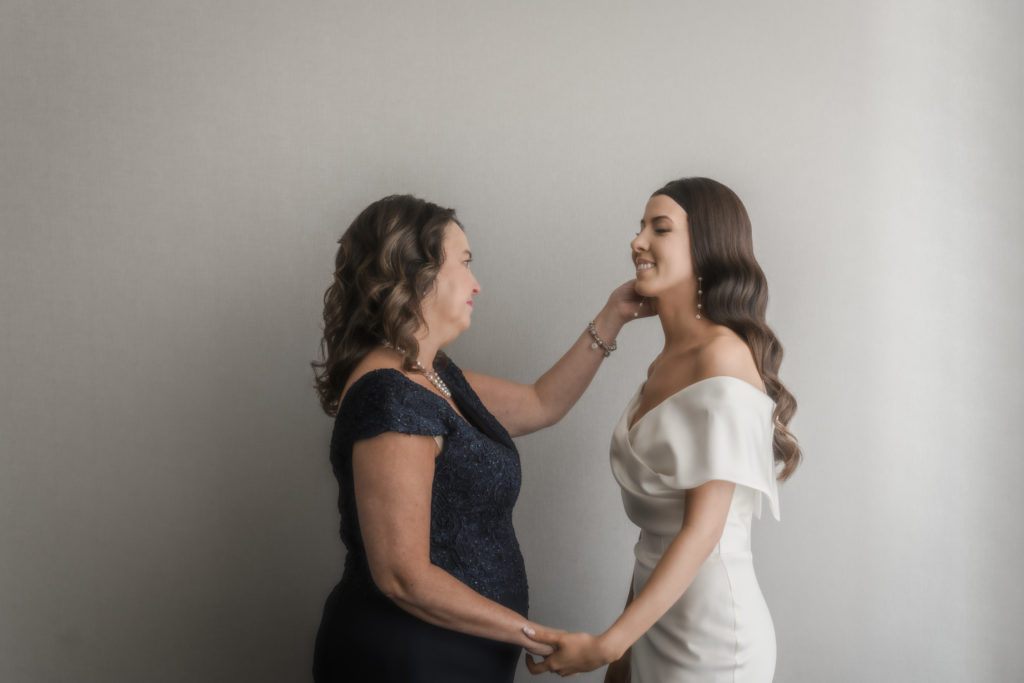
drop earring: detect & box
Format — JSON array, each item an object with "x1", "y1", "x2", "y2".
[
  {"x1": 634, "y1": 297, "x2": 646, "y2": 318},
  {"x1": 696, "y1": 276, "x2": 703, "y2": 320}
]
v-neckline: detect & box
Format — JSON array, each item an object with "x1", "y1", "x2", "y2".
[
  {"x1": 626, "y1": 375, "x2": 773, "y2": 432},
  {"x1": 353, "y1": 367, "x2": 513, "y2": 446},
  {"x1": 367, "y1": 367, "x2": 476, "y2": 425}
]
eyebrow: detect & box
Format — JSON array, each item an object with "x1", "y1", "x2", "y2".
[
  {"x1": 639, "y1": 215, "x2": 673, "y2": 227},
  {"x1": 463, "y1": 249, "x2": 473, "y2": 258}
]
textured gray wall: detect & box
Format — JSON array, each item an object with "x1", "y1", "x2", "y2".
[{"x1": 2, "y1": 1, "x2": 1021, "y2": 681}]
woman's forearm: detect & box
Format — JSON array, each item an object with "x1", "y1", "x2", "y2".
[
  {"x1": 463, "y1": 280, "x2": 645, "y2": 436},
  {"x1": 599, "y1": 481, "x2": 735, "y2": 658},
  {"x1": 379, "y1": 562, "x2": 542, "y2": 651},
  {"x1": 522, "y1": 487, "x2": 732, "y2": 675},
  {"x1": 599, "y1": 524, "x2": 721, "y2": 659},
  {"x1": 531, "y1": 304, "x2": 624, "y2": 428}
]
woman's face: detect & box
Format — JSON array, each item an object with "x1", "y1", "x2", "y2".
[
  {"x1": 420, "y1": 222, "x2": 480, "y2": 343},
  {"x1": 631, "y1": 194, "x2": 696, "y2": 299}
]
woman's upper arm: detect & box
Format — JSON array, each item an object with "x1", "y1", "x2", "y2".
[
  {"x1": 351, "y1": 432, "x2": 439, "y2": 594},
  {"x1": 681, "y1": 479, "x2": 736, "y2": 540},
  {"x1": 461, "y1": 369, "x2": 543, "y2": 437}
]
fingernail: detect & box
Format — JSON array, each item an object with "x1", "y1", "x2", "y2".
[{"x1": 523, "y1": 626, "x2": 536, "y2": 636}]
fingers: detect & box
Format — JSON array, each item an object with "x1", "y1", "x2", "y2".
[
  {"x1": 620, "y1": 280, "x2": 641, "y2": 301},
  {"x1": 522, "y1": 626, "x2": 588, "y2": 677},
  {"x1": 524, "y1": 640, "x2": 555, "y2": 657},
  {"x1": 525, "y1": 653, "x2": 575, "y2": 677},
  {"x1": 524, "y1": 653, "x2": 553, "y2": 675},
  {"x1": 524, "y1": 649, "x2": 585, "y2": 678},
  {"x1": 523, "y1": 624, "x2": 563, "y2": 645}
]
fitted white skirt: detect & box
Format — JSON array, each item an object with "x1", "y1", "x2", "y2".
[{"x1": 630, "y1": 532, "x2": 776, "y2": 683}]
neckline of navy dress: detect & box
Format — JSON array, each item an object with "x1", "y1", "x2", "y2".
[{"x1": 341, "y1": 365, "x2": 512, "y2": 449}]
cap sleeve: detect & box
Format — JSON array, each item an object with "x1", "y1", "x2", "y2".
[
  {"x1": 627, "y1": 378, "x2": 780, "y2": 520},
  {"x1": 335, "y1": 369, "x2": 451, "y2": 445}
]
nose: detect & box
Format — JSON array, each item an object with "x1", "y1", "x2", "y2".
[
  {"x1": 471, "y1": 274, "x2": 481, "y2": 295},
  {"x1": 630, "y1": 231, "x2": 647, "y2": 260}
]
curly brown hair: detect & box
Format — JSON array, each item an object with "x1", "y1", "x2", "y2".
[
  {"x1": 312, "y1": 194, "x2": 458, "y2": 416},
  {"x1": 654, "y1": 178, "x2": 802, "y2": 481}
]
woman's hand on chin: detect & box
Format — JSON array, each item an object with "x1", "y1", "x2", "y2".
[{"x1": 605, "y1": 279, "x2": 656, "y2": 324}]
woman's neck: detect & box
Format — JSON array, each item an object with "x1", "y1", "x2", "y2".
[
  {"x1": 655, "y1": 289, "x2": 709, "y2": 351},
  {"x1": 414, "y1": 332, "x2": 446, "y2": 371}
]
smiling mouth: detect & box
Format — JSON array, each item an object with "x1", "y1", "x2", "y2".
[{"x1": 636, "y1": 263, "x2": 655, "y2": 271}]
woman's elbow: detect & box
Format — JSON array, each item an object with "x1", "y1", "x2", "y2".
[
  {"x1": 683, "y1": 521, "x2": 727, "y2": 554},
  {"x1": 369, "y1": 563, "x2": 421, "y2": 604},
  {"x1": 527, "y1": 386, "x2": 567, "y2": 432},
  {"x1": 507, "y1": 409, "x2": 558, "y2": 437},
  {"x1": 704, "y1": 525, "x2": 727, "y2": 551},
  {"x1": 544, "y1": 406, "x2": 572, "y2": 430},
  {"x1": 528, "y1": 402, "x2": 569, "y2": 433}
]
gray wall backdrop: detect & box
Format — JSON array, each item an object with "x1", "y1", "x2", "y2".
[{"x1": 2, "y1": 1, "x2": 1022, "y2": 681}]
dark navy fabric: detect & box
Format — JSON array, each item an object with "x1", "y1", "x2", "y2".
[{"x1": 312, "y1": 362, "x2": 528, "y2": 682}]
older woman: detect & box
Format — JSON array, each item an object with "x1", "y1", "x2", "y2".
[
  {"x1": 526, "y1": 177, "x2": 801, "y2": 681},
  {"x1": 310, "y1": 194, "x2": 645, "y2": 682}
]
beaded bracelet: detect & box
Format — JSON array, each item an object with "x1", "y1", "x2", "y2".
[{"x1": 587, "y1": 320, "x2": 617, "y2": 357}]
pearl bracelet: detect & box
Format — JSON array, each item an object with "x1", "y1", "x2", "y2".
[{"x1": 587, "y1": 320, "x2": 617, "y2": 357}]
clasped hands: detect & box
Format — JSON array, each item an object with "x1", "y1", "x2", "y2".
[{"x1": 522, "y1": 625, "x2": 624, "y2": 678}]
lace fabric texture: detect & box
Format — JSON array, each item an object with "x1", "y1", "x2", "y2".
[{"x1": 329, "y1": 362, "x2": 529, "y2": 615}]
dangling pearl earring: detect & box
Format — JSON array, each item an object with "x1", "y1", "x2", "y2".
[
  {"x1": 634, "y1": 297, "x2": 646, "y2": 318},
  {"x1": 696, "y1": 276, "x2": 703, "y2": 320}
]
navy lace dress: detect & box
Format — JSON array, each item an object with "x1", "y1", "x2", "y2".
[{"x1": 312, "y1": 361, "x2": 529, "y2": 682}]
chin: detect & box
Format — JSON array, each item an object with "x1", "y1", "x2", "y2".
[{"x1": 634, "y1": 280, "x2": 655, "y2": 297}]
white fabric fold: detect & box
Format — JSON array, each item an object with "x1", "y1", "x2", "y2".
[{"x1": 610, "y1": 376, "x2": 780, "y2": 533}]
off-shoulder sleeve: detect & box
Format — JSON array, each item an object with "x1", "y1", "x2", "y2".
[
  {"x1": 335, "y1": 369, "x2": 451, "y2": 446},
  {"x1": 626, "y1": 378, "x2": 780, "y2": 520}
]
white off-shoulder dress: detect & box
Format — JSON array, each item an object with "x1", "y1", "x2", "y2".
[{"x1": 610, "y1": 376, "x2": 780, "y2": 683}]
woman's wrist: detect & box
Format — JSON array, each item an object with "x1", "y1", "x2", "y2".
[
  {"x1": 593, "y1": 305, "x2": 625, "y2": 344},
  {"x1": 597, "y1": 626, "x2": 631, "y2": 663},
  {"x1": 519, "y1": 621, "x2": 546, "y2": 649}
]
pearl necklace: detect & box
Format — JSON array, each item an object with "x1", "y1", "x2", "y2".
[{"x1": 381, "y1": 341, "x2": 452, "y2": 398}]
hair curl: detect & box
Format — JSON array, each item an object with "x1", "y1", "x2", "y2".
[
  {"x1": 312, "y1": 194, "x2": 457, "y2": 416},
  {"x1": 654, "y1": 178, "x2": 802, "y2": 481}
]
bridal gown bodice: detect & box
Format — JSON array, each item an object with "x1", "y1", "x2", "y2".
[{"x1": 610, "y1": 376, "x2": 780, "y2": 682}]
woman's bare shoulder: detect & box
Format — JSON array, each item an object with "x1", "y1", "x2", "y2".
[{"x1": 695, "y1": 330, "x2": 765, "y2": 392}]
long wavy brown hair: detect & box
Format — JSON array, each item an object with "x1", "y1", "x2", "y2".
[
  {"x1": 654, "y1": 178, "x2": 801, "y2": 481},
  {"x1": 312, "y1": 194, "x2": 458, "y2": 416}
]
